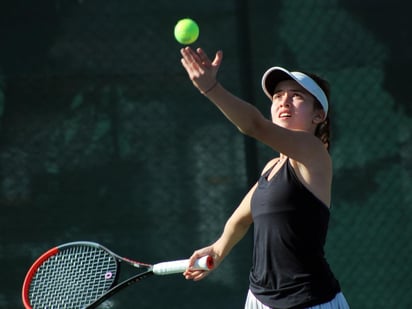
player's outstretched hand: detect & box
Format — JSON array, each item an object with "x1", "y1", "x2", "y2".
[{"x1": 180, "y1": 47, "x2": 223, "y2": 95}]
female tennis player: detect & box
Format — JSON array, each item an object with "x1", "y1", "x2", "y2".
[{"x1": 179, "y1": 47, "x2": 350, "y2": 309}]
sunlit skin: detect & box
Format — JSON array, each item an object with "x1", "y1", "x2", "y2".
[
  {"x1": 271, "y1": 80, "x2": 325, "y2": 134},
  {"x1": 180, "y1": 47, "x2": 331, "y2": 283}
]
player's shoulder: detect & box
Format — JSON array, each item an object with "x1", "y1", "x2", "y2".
[{"x1": 261, "y1": 157, "x2": 281, "y2": 175}]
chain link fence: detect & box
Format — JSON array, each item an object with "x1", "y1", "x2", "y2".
[{"x1": 1, "y1": 0, "x2": 411, "y2": 308}]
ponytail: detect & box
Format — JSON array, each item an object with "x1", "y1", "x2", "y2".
[{"x1": 306, "y1": 73, "x2": 331, "y2": 152}]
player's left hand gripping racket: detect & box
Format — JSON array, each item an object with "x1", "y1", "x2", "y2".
[{"x1": 22, "y1": 241, "x2": 213, "y2": 309}]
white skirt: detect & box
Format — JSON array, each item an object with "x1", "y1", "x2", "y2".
[{"x1": 244, "y1": 289, "x2": 350, "y2": 309}]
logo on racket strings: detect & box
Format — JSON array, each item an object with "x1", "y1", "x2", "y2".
[{"x1": 105, "y1": 272, "x2": 113, "y2": 279}]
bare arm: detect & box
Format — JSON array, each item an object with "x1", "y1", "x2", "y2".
[
  {"x1": 180, "y1": 47, "x2": 328, "y2": 166},
  {"x1": 180, "y1": 47, "x2": 332, "y2": 205},
  {"x1": 180, "y1": 47, "x2": 263, "y2": 135},
  {"x1": 184, "y1": 182, "x2": 256, "y2": 281}
]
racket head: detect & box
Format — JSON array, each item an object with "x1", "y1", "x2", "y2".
[{"x1": 22, "y1": 241, "x2": 119, "y2": 309}]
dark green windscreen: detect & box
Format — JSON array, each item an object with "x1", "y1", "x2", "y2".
[{"x1": 1, "y1": 1, "x2": 411, "y2": 308}]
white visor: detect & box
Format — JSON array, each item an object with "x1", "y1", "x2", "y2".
[{"x1": 261, "y1": 66, "x2": 328, "y2": 116}]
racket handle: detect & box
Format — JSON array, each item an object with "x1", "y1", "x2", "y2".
[{"x1": 152, "y1": 255, "x2": 214, "y2": 275}]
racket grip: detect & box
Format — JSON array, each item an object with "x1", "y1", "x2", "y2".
[{"x1": 152, "y1": 255, "x2": 214, "y2": 275}]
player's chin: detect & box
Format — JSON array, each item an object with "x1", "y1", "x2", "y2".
[{"x1": 274, "y1": 118, "x2": 297, "y2": 130}]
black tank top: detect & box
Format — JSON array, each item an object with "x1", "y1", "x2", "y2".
[{"x1": 249, "y1": 159, "x2": 340, "y2": 309}]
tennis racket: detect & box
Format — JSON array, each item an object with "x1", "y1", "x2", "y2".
[{"x1": 22, "y1": 241, "x2": 214, "y2": 309}]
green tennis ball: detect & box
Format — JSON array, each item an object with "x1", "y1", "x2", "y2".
[{"x1": 174, "y1": 18, "x2": 199, "y2": 44}]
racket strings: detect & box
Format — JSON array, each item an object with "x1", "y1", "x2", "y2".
[{"x1": 28, "y1": 245, "x2": 117, "y2": 308}]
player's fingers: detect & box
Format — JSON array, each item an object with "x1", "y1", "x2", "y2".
[
  {"x1": 188, "y1": 247, "x2": 213, "y2": 267},
  {"x1": 181, "y1": 57, "x2": 204, "y2": 82},
  {"x1": 192, "y1": 271, "x2": 209, "y2": 281},
  {"x1": 183, "y1": 268, "x2": 197, "y2": 278},
  {"x1": 196, "y1": 48, "x2": 212, "y2": 66},
  {"x1": 180, "y1": 48, "x2": 194, "y2": 69},
  {"x1": 181, "y1": 50, "x2": 204, "y2": 75},
  {"x1": 183, "y1": 269, "x2": 209, "y2": 281},
  {"x1": 180, "y1": 58, "x2": 191, "y2": 73},
  {"x1": 212, "y1": 50, "x2": 223, "y2": 67},
  {"x1": 188, "y1": 253, "x2": 202, "y2": 267},
  {"x1": 182, "y1": 47, "x2": 202, "y2": 65}
]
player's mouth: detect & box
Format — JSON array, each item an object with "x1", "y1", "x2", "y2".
[{"x1": 278, "y1": 112, "x2": 292, "y2": 119}]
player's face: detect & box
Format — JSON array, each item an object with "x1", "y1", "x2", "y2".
[{"x1": 270, "y1": 80, "x2": 323, "y2": 132}]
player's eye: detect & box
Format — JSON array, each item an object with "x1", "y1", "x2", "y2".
[
  {"x1": 292, "y1": 93, "x2": 304, "y2": 100},
  {"x1": 273, "y1": 92, "x2": 283, "y2": 99}
]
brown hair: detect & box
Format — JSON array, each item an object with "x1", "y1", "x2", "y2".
[{"x1": 305, "y1": 72, "x2": 331, "y2": 151}]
